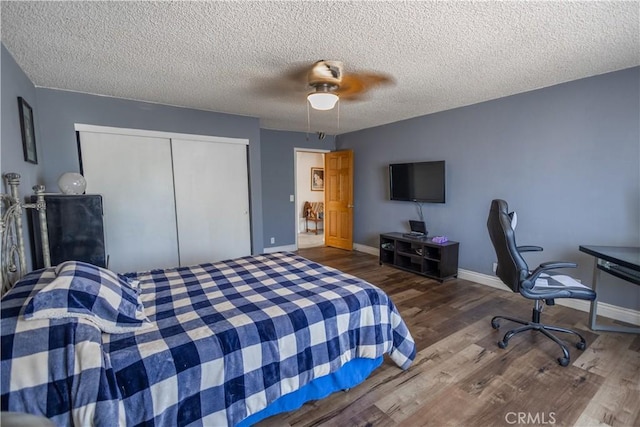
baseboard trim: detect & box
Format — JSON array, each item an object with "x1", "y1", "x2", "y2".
[
  {"x1": 354, "y1": 244, "x2": 640, "y2": 326},
  {"x1": 354, "y1": 243, "x2": 378, "y2": 256},
  {"x1": 457, "y1": 269, "x2": 511, "y2": 292},
  {"x1": 263, "y1": 244, "x2": 297, "y2": 254}
]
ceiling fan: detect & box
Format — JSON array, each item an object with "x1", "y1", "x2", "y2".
[{"x1": 299, "y1": 60, "x2": 394, "y2": 110}]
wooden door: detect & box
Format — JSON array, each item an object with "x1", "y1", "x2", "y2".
[{"x1": 324, "y1": 150, "x2": 354, "y2": 250}]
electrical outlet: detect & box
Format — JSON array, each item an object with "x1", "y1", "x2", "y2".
[
  {"x1": 270, "y1": 237, "x2": 275, "y2": 244},
  {"x1": 492, "y1": 262, "x2": 498, "y2": 274}
]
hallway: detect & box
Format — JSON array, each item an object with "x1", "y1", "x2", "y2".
[{"x1": 298, "y1": 232, "x2": 323, "y2": 249}]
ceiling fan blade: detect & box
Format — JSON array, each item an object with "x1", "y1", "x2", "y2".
[
  {"x1": 284, "y1": 62, "x2": 314, "y2": 85},
  {"x1": 336, "y1": 72, "x2": 394, "y2": 100},
  {"x1": 249, "y1": 61, "x2": 311, "y2": 101}
]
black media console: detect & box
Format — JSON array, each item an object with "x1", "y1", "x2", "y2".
[{"x1": 379, "y1": 232, "x2": 459, "y2": 282}]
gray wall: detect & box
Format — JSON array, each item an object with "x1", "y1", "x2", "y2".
[
  {"x1": 1, "y1": 45, "x2": 44, "y2": 197},
  {"x1": 337, "y1": 67, "x2": 640, "y2": 310},
  {"x1": 1, "y1": 45, "x2": 45, "y2": 269},
  {"x1": 261, "y1": 129, "x2": 335, "y2": 249}
]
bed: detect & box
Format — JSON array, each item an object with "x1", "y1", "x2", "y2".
[{"x1": 0, "y1": 173, "x2": 416, "y2": 426}]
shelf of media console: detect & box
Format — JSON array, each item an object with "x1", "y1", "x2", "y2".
[{"x1": 379, "y1": 232, "x2": 459, "y2": 282}]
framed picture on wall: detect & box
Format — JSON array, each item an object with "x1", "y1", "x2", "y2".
[
  {"x1": 18, "y1": 97, "x2": 37, "y2": 164},
  {"x1": 311, "y1": 167, "x2": 324, "y2": 191}
]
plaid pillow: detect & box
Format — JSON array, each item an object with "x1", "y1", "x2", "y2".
[{"x1": 24, "y1": 261, "x2": 151, "y2": 334}]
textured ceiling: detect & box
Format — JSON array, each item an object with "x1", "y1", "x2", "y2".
[{"x1": 2, "y1": 1, "x2": 639, "y2": 135}]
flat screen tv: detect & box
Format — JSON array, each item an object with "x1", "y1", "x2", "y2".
[{"x1": 389, "y1": 160, "x2": 445, "y2": 203}]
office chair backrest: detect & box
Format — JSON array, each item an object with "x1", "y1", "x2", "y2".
[{"x1": 487, "y1": 199, "x2": 530, "y2": 293}]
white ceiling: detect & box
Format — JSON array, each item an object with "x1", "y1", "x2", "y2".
[{"x1": 2, "y1": 1, "x2": 638, "y2": 135}]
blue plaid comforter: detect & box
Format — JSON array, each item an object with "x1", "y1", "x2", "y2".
[{"x1": 2, "y1": 252, "x2": 415, "y2": 426}]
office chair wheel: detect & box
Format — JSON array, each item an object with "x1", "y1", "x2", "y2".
[
  {"x1": 498, "y1": 340, "x2": 508, "y2": 349},
  {"x1": 576, "y1": 341, "x2": 586, "y2": 351},
  {"x1": 558, "y1": 357, "x2": 570, "y2": 367}
]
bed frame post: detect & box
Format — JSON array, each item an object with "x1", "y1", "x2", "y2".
[
  {"x1": 31, "y1": 184, "x2": 51, "y2": 268},
  {"x1": 1, "y1": 173, "x2": 50, "y2": 295},
  {"x1": 6, "y1": 173, "x2": 28, "y2": 275}
]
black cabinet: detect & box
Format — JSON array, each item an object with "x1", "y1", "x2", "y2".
[
  {"x1": 379, "y1": 232, "x2": 459, "y2": 282},
  {"x1": 30, "y1": 194, "x2": 106, "y2": 269}
]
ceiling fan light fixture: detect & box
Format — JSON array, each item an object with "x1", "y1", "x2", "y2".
[
  {"x1": 307, "y1": 84, "x2": 339, "y2": 110},
  {"x1": 307, "y1": 92, "x2": 339, "y2": 110}
]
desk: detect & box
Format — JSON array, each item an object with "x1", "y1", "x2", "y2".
[{"x1": 579, "y1": 245, "x2": 640, "y2": 334}]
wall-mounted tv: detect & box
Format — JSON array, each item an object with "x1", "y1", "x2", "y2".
[{"x1": 389, "y1": 160, "x2": 445, "y2": 203}]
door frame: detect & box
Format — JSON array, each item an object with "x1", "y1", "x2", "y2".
[{"x1": 294, "y1": 148, "x2": 330, "y2": 250}]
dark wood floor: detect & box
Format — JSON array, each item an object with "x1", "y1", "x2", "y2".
[{"x1": 258, "y1": 247, "x2": 640, "y2": 427}]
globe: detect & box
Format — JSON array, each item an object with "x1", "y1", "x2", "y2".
[{"x1": 57, "y1": 172, "x2": 87, "y2": 195}]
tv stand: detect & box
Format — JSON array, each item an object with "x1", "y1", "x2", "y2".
[{"x1": 379, "y1": 232, "x2": 459, "y2": 282}]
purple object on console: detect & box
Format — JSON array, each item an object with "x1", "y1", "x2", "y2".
[{"x1": 432, "y1": 236, "x2": 448, "y2": 243}]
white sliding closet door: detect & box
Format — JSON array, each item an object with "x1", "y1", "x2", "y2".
[
  {"x1": 171, "y1": 138, "x2": 251, "y2": 265},
  {"x1": 80, "y1": 132, "x2": 179, "y2": 273}
]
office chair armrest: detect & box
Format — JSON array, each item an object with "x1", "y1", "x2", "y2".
[
  {"x1": 526, "y1": 261, "x2": 578, "y2": 285},
  {"x1": 539, "y1": 261, "x2": 577, "y2": 270},
  {"x1": 517, "y1": 245, "x2": 543, "y2": 252}
]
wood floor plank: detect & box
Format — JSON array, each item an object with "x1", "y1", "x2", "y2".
[
  {"x1": 448, "y1": 347, "x2": 602, "y2": 426},
  {"x1": 573, "y1": 333, "x2": 635, "y2": 376},
  {"x1": 347, "y1": 405, "x2": 396, "y2": 427},
  {"x1": 255, "y1": 247, "x2": 640, "y2": 427},
  {"x1": 376, "y1": 343, "x2": 499, "y2": 423},
  {"x1": 575, "y1": 349, "x2": 640, "y2": 426}
]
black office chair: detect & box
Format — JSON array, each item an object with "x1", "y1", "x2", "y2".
[{"x1": 486, "y1": 199, "x2": 596, "y2": 366}]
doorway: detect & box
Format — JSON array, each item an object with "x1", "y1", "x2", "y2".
[{"x1": 295, "y1": 149, "x2": 327, "y2": 249}]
